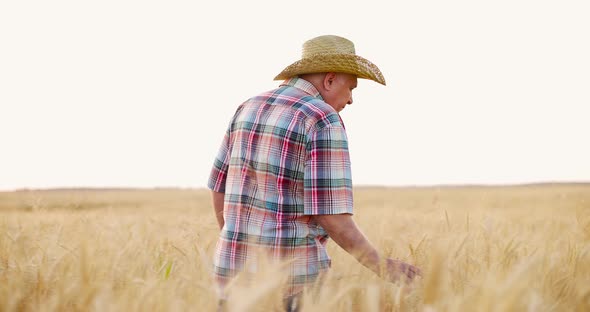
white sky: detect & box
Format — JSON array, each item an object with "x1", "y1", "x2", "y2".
[{"x1": 1, "y1": 0, "x2": 589, "y2": 191}]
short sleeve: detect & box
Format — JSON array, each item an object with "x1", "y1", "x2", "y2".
[
  {"x1": 304, "y1": 125, "x2": 353, "y2": 215},
  {"x1": 207, "y1": 127, "x2": 231, "y2": 193}
]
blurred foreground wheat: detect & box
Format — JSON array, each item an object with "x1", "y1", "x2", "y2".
[{"x1": 1, "y1": 185, "x2": 589, "y2": 311}]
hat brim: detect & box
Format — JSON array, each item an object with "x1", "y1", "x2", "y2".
[{"x1": 274, "y1": 53, "x2": 386, "y2": 85}]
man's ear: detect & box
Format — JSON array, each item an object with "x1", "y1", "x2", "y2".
[{"x1": 323, "y1": 72, "x2": 337, "y2": 91}]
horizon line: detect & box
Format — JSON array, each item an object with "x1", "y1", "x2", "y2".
[{"x1": 2, "y1": 180, "x2": 589, "y2": 193}]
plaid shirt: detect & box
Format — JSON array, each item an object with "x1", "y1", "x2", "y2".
[{"x1": 208, "y1": 77, "x2": 353, "y2": 296}]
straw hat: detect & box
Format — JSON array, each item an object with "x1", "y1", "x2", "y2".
[{"x1": 274, "y1": 35, "x2": 386, "y2": 85}]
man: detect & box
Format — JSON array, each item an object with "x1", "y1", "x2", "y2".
[{"x1": 208, "y1": 35, "x2": 421, "y2": 310}]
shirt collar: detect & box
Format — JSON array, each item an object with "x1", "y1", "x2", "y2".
[{"x1": 280, "y1": 77, "x2": 324, "y2": 100}]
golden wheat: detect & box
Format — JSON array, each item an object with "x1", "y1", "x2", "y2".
[{"x1": 1, "y1": 185, "x2": 589, "y2": 311}]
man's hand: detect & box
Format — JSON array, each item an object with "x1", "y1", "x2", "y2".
[{"x1": 384, "y1": 258, "x2": 422, "y2": 283}]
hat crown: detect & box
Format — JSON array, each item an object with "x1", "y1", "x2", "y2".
[{"x1": 302, "y1": 35, "x2": 356, "y2": 59}]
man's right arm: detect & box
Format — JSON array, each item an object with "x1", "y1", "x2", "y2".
[{"x1": 314, "y1": 213, "x2": 421, "y2": 283}]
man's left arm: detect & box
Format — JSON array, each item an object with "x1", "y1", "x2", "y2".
[{"x1": 211, "y1": 190, "x2": 225, "y2": 230}]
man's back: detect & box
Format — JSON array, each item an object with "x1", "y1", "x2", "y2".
[{"x1": 208, "y1": 77, "x2": 353, "y2": 295}]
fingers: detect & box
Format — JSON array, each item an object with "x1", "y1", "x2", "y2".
[
  {"x1": 406, "y1": 264, "x2": 422, "y2": 278},
  {"x1": 404, "y1": 264, "x2": 421, "y2": 280},
  {"x1": 384, "y1": 258, "x2": 422, "y2": 284}
]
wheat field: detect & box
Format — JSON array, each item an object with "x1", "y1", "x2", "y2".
[{"x1": 0, "y1": 184, "x2": 589, "y2": 311}]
